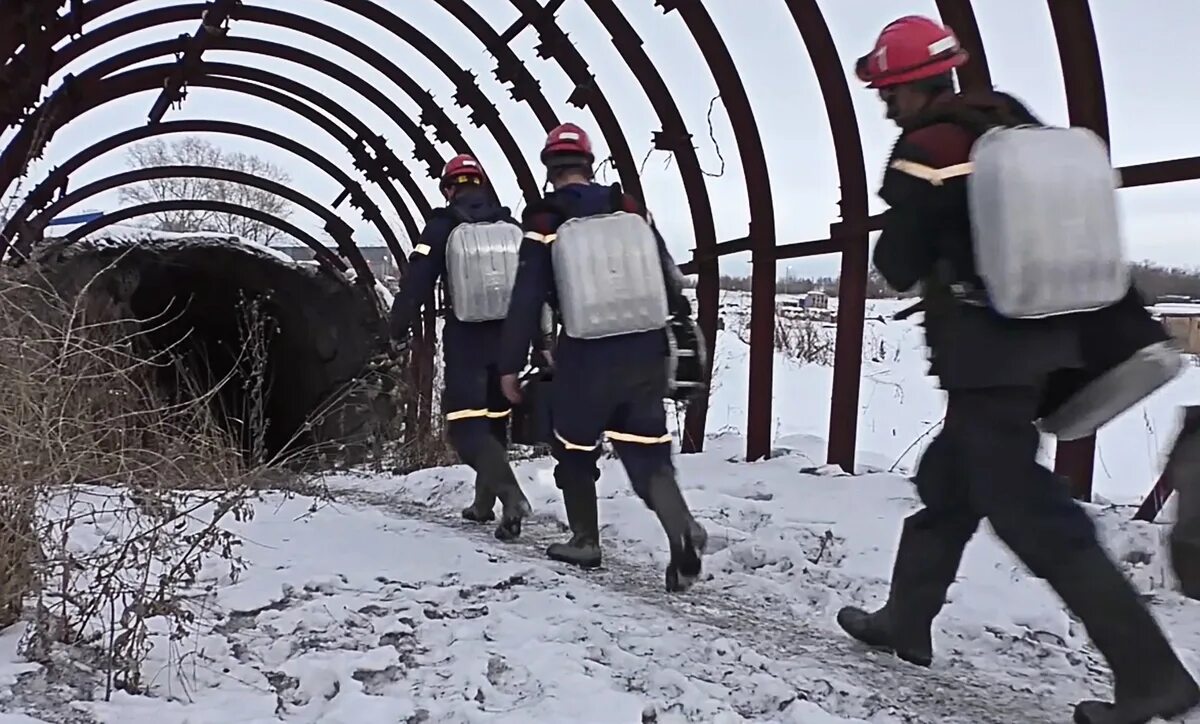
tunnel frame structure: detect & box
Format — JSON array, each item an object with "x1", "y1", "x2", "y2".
[{"x1": 3, "y1": 0, "x2": 1198, "y2": 520}]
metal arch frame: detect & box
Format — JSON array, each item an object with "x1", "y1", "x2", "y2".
[
  {"x1": 6, "y1": 119, "x2": 403, "y2": 259},
  {"x1": 0, "y1": 37, "x2": 452, "y2": 204},
  {"x1": 782, "y1": 0, "x2": 872, "y2": 472},
  {"x1": 0, "y1": 64, "x2": 421, "y2": 266},
  {"x1": 199, "y1": 65, "x2": 433, "y2": 226},
  {"x1": 28, "y1": 165, "x2": 357, "y2": 275},
  {"x1": 4, "y1": 1, "x2": 1197, "y2": 499},
  {"x1": 41, "y1": 18, "x2": 457, "y2": 185},
  {"x1": 504, "y1": 0, "x2": 644, "y2": 201},
  {"x1": 659, "y1": 1, "x2": 777, "y2": 463},
  {"x1": 429, "y1": 0, "x2": 559, "y2": 131},
  {"x1": 9, "y1": 0, "x2": 552, "y2": 204},
  {"x1": 59, "y1": 198, "x2": 332, "y2": 259}
]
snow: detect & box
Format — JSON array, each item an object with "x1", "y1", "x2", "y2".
[
  {"x1": 705, "y1": 297, "x2": 1200, "y2": 504},
  {"x1": 1, "y1": 297, "x2": 1197, "y2": 723}
]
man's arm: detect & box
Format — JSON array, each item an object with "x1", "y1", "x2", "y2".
[
  {"x1": 390, "y1": 219, "x2": 450, "y2": 339},
  {"x1": 873, "y1": 129, "x2": 971, "y2": 293},
  {"x1": 498, "y1": 207, "x2": 559, "y2": 376}
]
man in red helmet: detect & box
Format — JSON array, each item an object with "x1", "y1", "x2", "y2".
[
  {"x1": 842, "y1": 15, "x2": 1198, "y2": 724},
  {"x1": 495, "y1": 122, "x2": 708, "y2": 592},
  {"x1": 390, "y1": 153, "x2": 532, "y2": 541}
]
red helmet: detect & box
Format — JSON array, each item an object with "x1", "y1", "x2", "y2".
[
  {"x1": 440, "y1": 154, "x2": 486, "y2": 188},
  {"x1": 855, "y1": 16, "x2": 969, "y2": 89},
  {"x1": 540, "y1": 123, "x2": 594, "y2": 167}
]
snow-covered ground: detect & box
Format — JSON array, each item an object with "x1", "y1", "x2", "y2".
[{"x1": 2, "y1": 298, "x2": 1197, "y2": 723}]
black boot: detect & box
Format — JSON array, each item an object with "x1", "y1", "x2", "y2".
[
  {"x1": 645, "y1": 470, "x2": 706, "y2": 593},
  {"x1": 1040, "y1": 546, "x2": 1200, "y2": 724},
  {"x1": 546, "y1": 470, "x2": 602, "y2": 569},
  {"x1": 470, "y1": 437, "x2": 531, "y2": 542},
  {"x1": 1168, "y1": 406, "x2": 1200, "y2": 601},
  {"x1": 838, "y1": 507, "x2": 974, "y2": 667},
  {"x1": 461, "y1": 477, "x2": 497, "y2": 523}
]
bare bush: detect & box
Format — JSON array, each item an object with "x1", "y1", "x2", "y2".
[
  {"x1": 734, "y1": 312, "x2": 835, "y2": 366},
  {"x1": 0, "y1": 260, "x2": 267, "y2": 696}
]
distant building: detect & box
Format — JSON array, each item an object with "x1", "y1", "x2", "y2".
[
  {"x1": 1153, "y1": 304, "x2": 1200, "y2": 355},
  {"x1": 272, "y1": 241, "x2": 400, "y2": 291}
]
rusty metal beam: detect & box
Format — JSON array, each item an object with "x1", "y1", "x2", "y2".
[
  {"x1": 24, "y1": 165, "x2": 357, "y2": 275},
  {"x1": 785, "y1": 0, "x2": 872, "y2": 473},
  {"x1": 1134, "y1": 471, "x2": 1174, "y2": 523},
  {"x1": 933, "y1": 0, "x2": 992, "y2": 91},
  {"x1": 582, "y1": 0, "x2": 719, "y2": 453},
  {"x1": 1049, "y1": 0, "x2": 1109, "y2": 502},
  {"x1": 1119, "y1": 157, "x2": 1200, "y2": 188},
  {"x1": 506, "y1": 0, "x2": 643, "y2": 201},
  {"x1": 0, "y1": 64, "x2": 425, "y2": 266},
  {"x1": 661, "y1": 0, "x2": 776, "y2": 462},
  {"x1": 146, "y1": 0, "x2": 238, "y2": 124},
  {"x1": 46, "y1": 14, "x2": 449, "y2": 182},
  {"x1": 58, "y1": 198, "x2": 330, "y2": 262},
  {"x1": 10, "y1": 119, "x2": 403, "y2": 265}
]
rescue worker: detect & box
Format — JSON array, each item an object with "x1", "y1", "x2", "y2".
[
  {"x1": 839, "y1": 16, "x2": 1199, "y2": 724},
  {"x1": 390, "y1": 154, "x2": 532, "y2": 541},
  {"x1": 496, "y1": 123, "x2": 707, "y2": 592},
  {"x1": 1168, "y1": 406, "x2": 1200, "y2": 600}
]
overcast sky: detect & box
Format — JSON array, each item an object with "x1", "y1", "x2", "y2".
[{"x1": 4, "y1": 0, "x2": 1197, "y2": 279}]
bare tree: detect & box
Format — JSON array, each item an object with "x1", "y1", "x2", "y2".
[{"x1": 118, "y1": 137, "x2": 294, "y2": 245}]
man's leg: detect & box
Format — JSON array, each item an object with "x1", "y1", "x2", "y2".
[
  {"x1": 444, "y1": 363, "x2": 529, "y2": 540},
  {"x1": 1168, "y1": 406, "x2": 1200, "y2": 600},
  {"x1": 957, "y1": 388, "x2": 1198, "y2": 724},
  {"x1": 837, "y1": 429, "x2": 980, "y2": 666},
  {"x1": 607, "y1": 362, "x2": 707, "y2": 592},
  {"x1": 545, "y1": 365, "x2": 606, "y2": 568}
]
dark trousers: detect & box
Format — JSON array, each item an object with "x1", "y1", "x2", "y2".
[
  {"x1": 887, "y1": 386, "x2": 1101, "y2": 636},
  {"x1": 549, "y1": 355, "x2": 673, "y2": 502},
  {"x1": 443, "y1": 360, "x2": 510, "y2": 465}
]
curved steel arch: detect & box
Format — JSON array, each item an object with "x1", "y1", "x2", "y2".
[
  {"x1": 1047, "y1": 0, "x2": 1110, "y2": 501},
  {"x1": 506, "y1": 0, "x2": 642, "y2": 200},
  {"x1": 25, "y1": 165, "x2": 358, "y2": 275},
  {"x1": 581, "y1": 0, "x2": 718, "y2": 452},
  {"x1": 933, "y1": 1, "x2": 992, "y2": 91},
  {"x1": 58, "y1": 199, "x2": 333, "y2": 262},
  {"x1": 8, "y1": 0, "x2": 562, "y2": 176},
  {"x1": 0, "y1": 64, "x2": 422, "y2": 266},
  {"x1": 429, "y1": 0, "x2": 559, "y2": 131},
  {"x1": 6, "y1": 119, "x2": 403, "y2": 261},
  {"x1": 0, "y1": 35, "x2": 456, "y2": 204},
  {"x1": 34, "y1": 2, "x2": 542, "y2": 202},
  {"x1": 200, "y1": 64, "x2": 433, "y2": 224},
  {"x1": 783, "y1": 0, "x2": 872, "y2": 472},
  {"x1": 661, "y1": 2, "x2": 777, "y2": 462},
  {"x1": 4, "y1": 63, "x2": 421, "y2": 251},
  {"x1": 50, "y1": 26, "x2": 455, "y2": 185}
]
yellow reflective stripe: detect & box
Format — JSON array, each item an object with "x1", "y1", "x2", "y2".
[
  {"x1": 604, "y1": 430, "x2": 673, "y2": 445},
  {"x1": 413, "y1": 243, "x2": 432, "y2": 255},
  {"x1": 446, "y1": 408, "x2": 490, "y2": 421},
  {"x1": 889, "y1": 160, "x2": 974, "y2": 186},
  {"x1": 485, "y1": 410, "x2": 511, "y2": 419},
  {"x1": 523, "y1": 231, "x2": 556, "y2": 244},
  {"x1": 555, "y1": 431, "x2": 599, "y2": 451}
]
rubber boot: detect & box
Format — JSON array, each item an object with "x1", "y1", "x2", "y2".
[
  {"x1": 461, "y1": 476, "x2": 497, "y2": 523},
  {"x1": 471, "y1": 437, "x2": 531, "y2": 542},
  {"x1": 546, "y1": 469, "x2": 602, "y2": 569},
  {"x1": 1043, "y1": 546, "x2": 1200, "y2": 724},
  {"x1": 836, "y1": 508, "x2": 974, "y2": 667},
  {"x1": 1168, "y1": 406, "x2": 1200, "y2": 601},
  {"x1": 645, "y1": 470, "x2": 706, "y2": 593}
]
